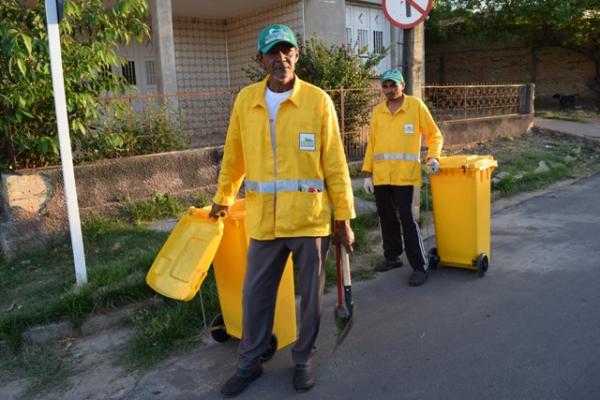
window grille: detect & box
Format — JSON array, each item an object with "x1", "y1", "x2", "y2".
[
  {"x1": 373, "y1": 30, "x2": 384, "y2": 54},
  {"x1": 357, "y1": 29, "x2": 368, "y2": 53},
  {"x1": 145, "y1": 60, "x2": 156, "y2": 85},
  {"x1": 122, "y1": 61, "x2": 136, "y2": 85}
]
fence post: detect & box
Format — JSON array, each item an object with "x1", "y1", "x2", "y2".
[
  {"x1": 525, "y1": 83, "x2": 535, "y2": 114},
  {"x1": 464, "y1": 86, "x2": 468, "y2": 119},
  {"x1": 340, "y1": 87, "x2": 345, "y2": 134}
]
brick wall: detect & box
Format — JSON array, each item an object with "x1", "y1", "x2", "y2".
[{"x1": 427, "y1": 43, "x2": 597, "y2": 105}]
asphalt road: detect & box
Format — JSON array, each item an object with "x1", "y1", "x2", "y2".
[{"x1": 127, "y1": 174, "x2": 600, "y2": 400}]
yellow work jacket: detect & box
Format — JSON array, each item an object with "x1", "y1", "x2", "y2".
[
  {"x1": 362, "y1": 95, "x2": 443, "y2": 187},
  {"x1": 213, "y1": 76, "x2": 355, "y2": 240}
]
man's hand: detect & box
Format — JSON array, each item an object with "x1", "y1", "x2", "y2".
[
  {"x1": 208, "y1": 203, "x2": 229, "y2": 219},
  {"x1": 426, "y1": 158, "x2": 441, "y2": 175},
  {"x1": 333, "y1": 220, "x2": 355, "y2": 254},
  {"x1": 362, "y1": 177, "x2": 374, "y2": 194}
]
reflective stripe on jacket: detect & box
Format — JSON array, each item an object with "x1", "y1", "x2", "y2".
[
  {"x1": 362, "y1": 95, "x2": 443, "y2": 186},
  {"x1": 213, "y1": 76, "x2": 355, "y2": 240}
]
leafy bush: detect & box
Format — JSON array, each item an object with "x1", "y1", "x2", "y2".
[
  {"x1": 81, "y1": 102, "x2": 189, "y2": 161},
  {"x1": 0, "y1": 0, "x2": 149, "y2": 170}
]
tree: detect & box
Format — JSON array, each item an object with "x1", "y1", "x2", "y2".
[
  {"x1": 0, "y1": 0, "x2": 149, "y2": 170},
  {"x1": 427, "y1": 0, "x2": 600, "y2": 96}
]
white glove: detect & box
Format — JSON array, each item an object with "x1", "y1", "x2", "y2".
[
  {"x1": 426, "y1": 158, "x2": 440, "y2": 175},
  {"x1": 362, "y1": 177, "x2": 374, "y2": 193}
]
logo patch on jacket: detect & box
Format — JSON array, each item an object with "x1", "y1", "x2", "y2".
[
  {"x1": 299, "y1": 132, "x2": 316, "y2": 151},
  {"x1": 404, "y1": 123, "x2": 415, "y2": 134}
]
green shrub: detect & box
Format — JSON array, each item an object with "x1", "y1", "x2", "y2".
[
  {"x1": 81, "y1": 102, "x2": 189, "y2": 161},
  {"x1": 0, "y1": 0, "x2": 149, "y2": 171}
]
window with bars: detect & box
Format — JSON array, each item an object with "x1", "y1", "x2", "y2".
[
  {"x1": 346, "y1": 27, "x2": 352, "y2": 47},
  {"x1": 357, "y1": 29, "x2": 368, "y2": 53},
  {"x1": 373, "y1": 30, "x2": 384, "y2": 54},
  {"x1": 122, "y1": 61, "x2": 136, "y2": 85},
  {"x1": 145, "y1": 60, "x2": 156, "y2": 86}
]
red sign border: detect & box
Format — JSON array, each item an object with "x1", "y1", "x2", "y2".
[{"x1": 383, "y1": 0, "x2": 433, "y2": 29}]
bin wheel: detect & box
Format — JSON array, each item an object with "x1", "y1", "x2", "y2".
[
  {"x1": 210, "y1": 314, "x2": 231, "y2": 343},
  {"x1": 428, "y1": 247, "x2": 440, "y2": 270},
  {"x1": 259, "y1": 334, "x2": 278, "y2": 363},
  {"x1": 476, "y1": 253, "x2": 489, "y2": 277}
]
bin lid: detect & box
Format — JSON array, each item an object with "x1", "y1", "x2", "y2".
[{"x1": 440, "y1": 155, "x2": 498, "y2": 171}]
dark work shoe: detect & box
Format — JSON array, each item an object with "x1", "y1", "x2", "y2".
[
  {"x1": 293, "y1": 363, "x2": 316, "y2": 392},
  {"x1": 375, "y1": 259, "x2": 404, "y2": 272},
  {"x1": 408, "y1": 270, "x2": 429, "y2": 287},
  {"x1": 220, "y1": 364, "x2": 263, "y2": 398}
]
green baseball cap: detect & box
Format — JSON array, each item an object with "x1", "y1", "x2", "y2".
[
  {"x1": 380, "y1": 69, "x2": 405, "y2": 84},
  {"x1": 257, "y1": 24, "x2": 298, "y2": 54}
]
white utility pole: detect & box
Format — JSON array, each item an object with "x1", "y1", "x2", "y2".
[{"x1": 44, "y1": 0, "x2": 88, "y2": 286}]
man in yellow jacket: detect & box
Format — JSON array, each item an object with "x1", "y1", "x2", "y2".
[
  {"x1": 362, "y1": 69, "x2": 443, "y2": 287},
  {"x1": 209, "y1": 24, "x2": 356, "y2": 397}
]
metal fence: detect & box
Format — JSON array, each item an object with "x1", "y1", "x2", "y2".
[
  {"x1": 98, "y1": 84, "x2": 529, "y2": 161},
  {"x1": 98, "y1": 90, "x2": 236, "y2": 149},
  {"x1": 4, "y1": 84, "x2": 529, "y2": 169},
  {"x1": 422, "y1": 84, "x2": 529, "y2": 122}
]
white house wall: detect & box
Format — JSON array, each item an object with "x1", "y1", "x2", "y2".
[
  {"x1": 345, "y1": 2, "x2": 391, "y2": 74},
  {"x1": 116, "y1": 37, "x2": 158, "y2": 95}
]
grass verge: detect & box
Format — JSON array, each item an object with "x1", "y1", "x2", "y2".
[
  {"x1": 0, "y1": 342, "x2": 72, "y2": 399},
  {"x1": 124, "y1": 269, "x2": 220, "y2": 369},
  {"x1": 0, "y1": 192, "x2": 193, "y2": 349},
  {"x1": 535, "y1": 109, "x2": 600, "y2": 123},
  {"x1": 464, "y1": 132, "x2": 600, "y2": 197}
]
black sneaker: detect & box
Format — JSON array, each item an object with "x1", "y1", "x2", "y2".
[
  {"x1": 220, "y1": 364, "x2": 263, "y2": 398},
  {"x1": 293, "y1": 362, "x2": 316, "y2": 392},
  {"x1": 375, "y1": 259, "x2": 403, "y2": 272},
  {"x1": 408, "y1": 270, "x2": 429, "y2": 287}
]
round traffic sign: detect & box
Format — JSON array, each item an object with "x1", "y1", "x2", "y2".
[{"x1": 383, "y1": 0, "x2": 433, "y2": 29}]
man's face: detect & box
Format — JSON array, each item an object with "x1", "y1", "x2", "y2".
[
  {"x1": 259, "y1": 43, "x2": 299, "y2": 82},
  {"x1": 382, "y1": 80, "x2": 405, "y2": 101}
]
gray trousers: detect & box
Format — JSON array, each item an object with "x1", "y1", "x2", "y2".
[{"x1": 238, "y1": 236, "x2": 330, "y2": 369}]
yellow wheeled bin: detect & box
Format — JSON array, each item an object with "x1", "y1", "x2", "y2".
[
  {"x1": 146, "y1": 199, "x2": 296, "y2": 361},
  {"x1": 428, "y1": 155, "x2": 498, "y2": 276},
  {"x1": 208, "y1": 199, "x2": 297, "y2": 361}
]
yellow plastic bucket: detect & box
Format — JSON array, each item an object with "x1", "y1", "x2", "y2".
[
  {"x1": 146, "y1": 207, "x2": 224, "y2": 301},
  {"x1": 430, "y1": 155, "x2": 497, "y2": 274},
  {"x1": 212, "y1": 199, "x2": 297, "y2": 350}
]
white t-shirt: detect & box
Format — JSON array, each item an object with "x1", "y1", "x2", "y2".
[{"x1": 265, "y1": 87, "x2": 292, "y2": 155}]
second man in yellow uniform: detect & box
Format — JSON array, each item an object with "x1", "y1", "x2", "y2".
[{"x1": 362, "y1": 69, "x2": 443, "y2": 287}]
